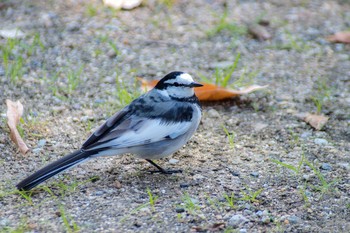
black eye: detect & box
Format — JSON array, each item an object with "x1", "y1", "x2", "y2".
[{"x1": 173, "y1": 82, "x2": 180, "y2": 87}]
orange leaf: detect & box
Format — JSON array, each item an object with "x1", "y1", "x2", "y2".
[
  {"x1": 195, "y1": 83, "x2": 268, "y2": 101},
  {"x1": 139, "y1": 78, "x2": 268, "y2": 101},
  {"x1": 327, "y1": 31, "x2": 350, "y2": 44},
  {"x1": 6, "y1": 99, "x2": 29, "y2": 155}
]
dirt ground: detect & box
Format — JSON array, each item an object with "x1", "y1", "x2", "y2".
[{"x1": 1, "y1": 0, "x2": 350, "y2": 232}]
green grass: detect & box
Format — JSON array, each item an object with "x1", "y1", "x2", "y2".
[
  {"x1": 310, "y1": 78, "x2": 332, "y2": 114},
  {"x1": 114, "y1": 71, "x2": 142, "y2": 106},
  {"x1": 206, "y1": 5, "x2": 246, "y2": 37},
  {"x1": 157, "y1": 0, "x2": 176, "y2": 8},
  {"x1": 59, "y1": 205, "x2": 80, "y2": 233},
  {"x1": 268, "y1": 30, "x2": 310, "y2": 52},
  {"x1": 223, "y1": 192, "x2": 236, "y2": 209},
  {"x1": 146, "y1": 187, "x2": 159, "y2": 211},
  {"x1": 303, "y1": 159, "x2": 338, "y2": 196},
  {"x1": 0, "y1": 217, "x2": 31, "y2": 233},
  {"x1": 272, "y1": 150, "x2": 338, "y2": 200},
  {"x1": 198, "y1": 53, "x2": 240, "y2": 87},
  {"x1": 15, "y1": 190, "x2": 34, "y2": 205},
  {"x1": 0, "y1": 34, "x2": 45, "y2": 83},
  {"x1": 85, "y1": 4, "x2": 97, "y2": 17},
  {"x1": 108, "y1": 40, "x2": 121, "y2": 56},
  {"x1": 221, "y1": 125, "x2": 235, "y2": 149},
  {"x1": 181, "y1": 193, "x2": 201, "y2": 216},
  {"x1": 240, "y1": 186, "x2": 263, "y2": 203},
  {"x1": 198, "y1": 53, "x2": 257, "y2": 89},
  {"x1": 65, "y1": 65, "x2": 84, "y2": 95}
]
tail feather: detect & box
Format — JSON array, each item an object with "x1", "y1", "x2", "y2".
[{"x1": 17, "y1": 150, "x2": 92, "y2": 191}]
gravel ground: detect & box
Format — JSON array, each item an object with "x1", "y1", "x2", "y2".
[{"x1": 1, "y1": 0, "x2": 350, "y2": 232}]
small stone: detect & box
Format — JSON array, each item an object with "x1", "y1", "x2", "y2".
[
  {"x1": 168, "y1": 158, "x2": 179, "y2": 164},
  {"x1": 300, "y1": 131, "x2": 312, "y2": 139},
  {"x1": 114, "y1": 180, "x2": 122, "y2": 189},
  {"x1": 228, "y1": 214, "x2": 248, "y2": 227},
  {"x1": 210, "y1": 61, "x2": 234, "y2": 69},
  {"x1": 193, "y1": 174, "x2": 205, "y2": 180},
  {"x1": 175, "y1": 207, "x2": 185, "y2": 213},
  {"x1": 66, "y1": 21, "x2": 80, "y2": 32},
  {"x1": 37, "y1": 139, "x2": 46, "y2": 148},
  {"x1": 231, "y1": 171, "x2": 240, "y2": 176},
  {"x1": 320, "y1": 163, "x2": 332, "y2": 171},
  {"x1": 288, "y1": 215, "x2": 301, "y2": 224},
  {"x1": 261, "y1": 215, "x2": 270, "y2": 223},
  {"x1": 239, "y1": 229, "x2": 248, "y2": 233},
  {"x1": 339, "y1": 163, "x2": 350, "y2": 170},
  {"x1": 180, "y1": 183, "x2": 189, "y2": 188},
  {"x1": 32, "y1": 148, "x2": 42, "y2": 154},
  {"x1": 250, "y1": 172, "x2": 259, "y2": 177},
  {"x1": 95, "y1": 191, "x2": 104, "y2": 196},
  {"x1": 253, "y1": 122, "x2": 268, "y2": 132},
  {"x1": 256, "y1": 210, "x2": 263, "y2": 216},
  {"x1": 104, "y1": 76, "x2": 115, "y2": 83},
  {"x1": 107, "y1": 49, "x2": 117, "y2": 58},
  {"x1": 207, "y1": 109, "x2": 220, "y2": 118},
  {"x1": 314, "y1": 138, "x2": 328, "y2": 145},
  {"x1": 302, "y1": 174, "x2": 311, "y2": 181}
]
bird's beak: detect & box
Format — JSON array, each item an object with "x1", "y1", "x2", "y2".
[{"x1": 190, "y1": 82, "x2": 203, "y2": 88}]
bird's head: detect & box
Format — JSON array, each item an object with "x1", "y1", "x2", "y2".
[{"x1": 155, "y1": 71, "x2": 203, "y2": 99}]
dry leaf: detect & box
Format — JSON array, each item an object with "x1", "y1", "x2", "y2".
[
  {"x1": 139, "y1": 78, "x2": 268, "y2": 101},
  {"x1": 247, "y1": 23, "x2": 271, "y2": 40},
  {"x1": 303, "y1": 113, "x2": 329, "y2": 130},
  {"x1": 195, "y1": 83, "x2": 268, "y2": 101},
  {"x1": 327, "y1": 31, "x2": 350, "y2": 44},
  {"x1": 6, "y1": 99, "x2": 29, "y2": 154}
]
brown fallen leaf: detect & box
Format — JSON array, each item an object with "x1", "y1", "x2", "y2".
[
  {"x1": 195, "y1": 83, "x2": 268, "y2": 101},
  {"x1": 139, "y1": 78, "x2": 268, "y2": 101},
  {"x1": 327, "y1": 31, "x2": 350, "y2": 44},
  {"x1": 6, "y1": 99, "x2": 29, "y2": 155},
  {"x1": 296, "y1": 112, "x2": 329, "y2": 130},
  {"x1": 304, "y1": 113, "x2": 329, "y2": 130}
]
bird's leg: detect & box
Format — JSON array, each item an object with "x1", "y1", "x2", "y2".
[{"x1": 145, "y1": 159, "x2": 182, "y2": 174}]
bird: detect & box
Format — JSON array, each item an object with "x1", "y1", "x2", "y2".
[{"x1": 17, "y1": 71, "x2": 203, "y2": 191}]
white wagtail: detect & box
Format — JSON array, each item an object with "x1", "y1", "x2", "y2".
[{"x1": 17, "y1": 71, "x2": 203, "y2": 191}]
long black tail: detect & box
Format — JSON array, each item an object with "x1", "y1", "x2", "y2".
[{"x1": 17, "y1": 149, "x2": 93, "y2": 191}]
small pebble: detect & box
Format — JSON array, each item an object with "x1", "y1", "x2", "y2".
[
  {"x1": 37, "y1": 139, "x2": 46, "y2": 148},
  {"x1": 193, "y1": 174, "x2": 204, "y2": 180},
  {"x1": 207, "y1": 109, "x2": 220, "y2": 118},
  {"x1": 339, "y1": 163, "x2": 350, "y2": 170},
  {"x1": 300, "y1": 131, "x2": 312, "y2": 139},
  {"x1": 32, "y1": 148, "x2": 42, "y2": 154},
  {"x1": 231, "y1": 171, "x2": 240, "y2": 176},
  {"x1": 250, "y1": 172, "x2": 259, "y2": 177},
  {"x1": 320, "y1": 163, "x2": 332, "y2": 171},
  {"x1": 66, "y1": 21, "x2": 80, "y2": 31},
  {"x1": 180, "y1": 183, "x2": 189, "y2": 188},
  {"x1": 168, "y1": 158, "x2": 179, "y2": 164},
  {"x1": 314, "y1": 138, "x2": 328, "y2": 145},
  {"x1": 288, "y1": 215, "x2": 301, "y2": 224},
  {"x1": 239, "y1": 229, "x2": 248, "y2": 233},
  {"x1": 175, "y1": 207, "x2": 185, "y2": 213},
  {"x1": 228, "y1": 214, "x2": 248, "y2": 227},
  {"x1": 261, "y1": 215, "x2": 270, "y2": 223}
]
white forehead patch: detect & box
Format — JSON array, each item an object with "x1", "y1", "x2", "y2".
[{"x1": 178, "y1": 73, "x2": 194, "y2": 83}]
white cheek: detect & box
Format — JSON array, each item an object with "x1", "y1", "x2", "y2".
[{"x1": 168, "y1": 86, "x2": 194, "y2": 98}]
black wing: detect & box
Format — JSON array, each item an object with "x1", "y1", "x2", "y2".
[{"x1": 82, "y1": 107, "x2": 131, "y2": 149}]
